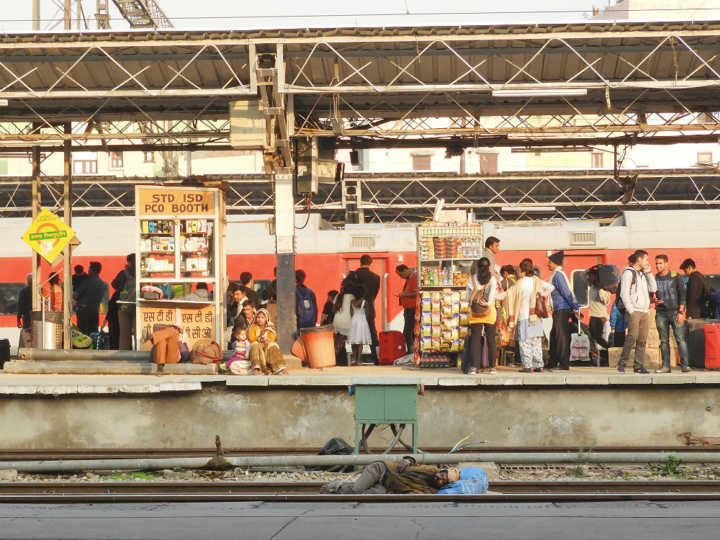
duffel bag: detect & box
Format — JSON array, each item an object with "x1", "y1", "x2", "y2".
[{"x1": 191, "y1": 339, "x2": 222, "y2": 364}]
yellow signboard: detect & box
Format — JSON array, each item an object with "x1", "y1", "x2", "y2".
[
  {"x1": 138, "y1": 304, "x2": 216, "y2": 350},
  {"x1": 21, "y1": 209, "x2": 75, "y2": 264},
  {"x1": 136, "y1": 187, "x2": 215, "y2": 216}
]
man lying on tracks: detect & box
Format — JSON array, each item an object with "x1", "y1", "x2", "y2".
[{"x1": 320, "y1": 457, "x2": 468, "y2": 494}]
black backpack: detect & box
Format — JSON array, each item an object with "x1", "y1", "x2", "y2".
[
  {"x1": 615, "y1": 268, "x2": 638, "y2": 315},
  {"x1": 307, "y1": 438, "x2": 354, "y2": 472}
]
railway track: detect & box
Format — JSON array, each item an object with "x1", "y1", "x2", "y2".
[
  {"x1": 1, "y1": 446, "x2": 717, "y2": 461},
  {"x1": 1, "y1": 481, "x2": 720, "y2": 503},
  {"x1": 1, "y1": 480, "x2": 720, "y2": 494}
]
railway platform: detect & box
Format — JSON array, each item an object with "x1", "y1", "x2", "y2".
[{"x1": 1, "y1": 366, "x2": 719, "y2": 451}]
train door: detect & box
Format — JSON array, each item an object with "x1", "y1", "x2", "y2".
[
  {"x1": 344, "y1": 256, "x2": 388, "y2": 334},
  {"x1": 563, "y1": 253, "x2": 604, "y2": 307}
]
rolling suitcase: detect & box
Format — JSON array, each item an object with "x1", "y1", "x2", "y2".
[
  {"x1": 687, "y1": 319, "x2": 707, "y2": 369},
  {"x1": 704, "y1": 322, "x2": 720, "y2": 370},
  {"x1": 379, "y1": 331, "x2": 406, "y2": 365}
]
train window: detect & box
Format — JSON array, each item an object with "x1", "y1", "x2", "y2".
[
  {"x1": 571, "y1": 270, "x2": 589, "y2": 307},
  {"x1": 0, "y1": 282, "x2": 24, "y2": 316}
]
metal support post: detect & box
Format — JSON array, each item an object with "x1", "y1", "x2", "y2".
[
  {"x1": 64, "y1": 0, "x2": 72, "y2": 30},
  {"x1": 274, "y1": 170, "x2": 296, "y2": 352},
  {"x1": 63, "y1": 123, "x2": 73, "y2": 350},
  {"x1": 32, "y1": 0, "x2": 41, "y2": 30},
  {"x1": 31, "y1": 147, "x2": 42, "y2": 314}
]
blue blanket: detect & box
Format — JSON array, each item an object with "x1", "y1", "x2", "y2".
[{"x1": 436, "y1": 467, "x2": 488, "y2": 495}]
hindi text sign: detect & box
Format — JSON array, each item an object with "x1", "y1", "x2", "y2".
[
  {"x1": 138, "y1": 304, "x2": 216, "y2": 350},
  {"x1": 21, "y1": 209, "x2": 76, "y2": 264}
]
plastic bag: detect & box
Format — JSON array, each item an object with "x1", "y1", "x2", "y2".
[
  {"x1": 570, "y1": 328, "x2": 590, "y2": 362},
  {"x1": 602, "y1": 320, "x2": 611, "y2": 347},
  {"x1": 437, "y1": 467, "x2": 488, "y2": 495}
]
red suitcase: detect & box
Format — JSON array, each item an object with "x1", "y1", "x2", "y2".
[
  {"x1": 379, "y1": 331, "x2": 407, "y2": 365},
  {"x1": 705, "y1": 323, "x2": 720, "y2": 370}
]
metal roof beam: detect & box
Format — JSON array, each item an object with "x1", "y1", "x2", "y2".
[{"x1": 111, "y1": 0, "x2": 173, "y2": 29}]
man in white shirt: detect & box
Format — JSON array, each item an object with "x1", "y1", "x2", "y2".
[{"x1": 618, "y1": 249, "x2": 657, "y2": 374}]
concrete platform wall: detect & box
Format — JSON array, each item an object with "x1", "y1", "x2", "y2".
[{"x1": 1, "y1": 385, "x2": 719, "y2": 449}]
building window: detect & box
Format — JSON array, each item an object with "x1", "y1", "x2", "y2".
[
  {"x1": 144, "y1": 151, "x2": 154, "y2": 163},
  {"x1": 110, "y1": 151, "x2": 124, "y2": 168},
  {"x1": 412, "y1": 154, "x2": 431, "y2": 171},
  {"x1": 73, "y1": 159, "x2": 98, "y2": 174},
  {"x1": 697, "y1": 152, "x2": 713, "y2": 165},
  {"x1": 592, "y1": 152, "x2": 604, "y2": 168}
]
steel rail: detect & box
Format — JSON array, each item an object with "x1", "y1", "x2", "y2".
[
  {"x1": 2, "y1": 481, "x2": 720, "y2": 495},
  {"x1": 0, "y1": 446, "x2": 717, "y2": 461},
  {"x1": 1, "y1": 492, "x2": 720, "y2": 504}
]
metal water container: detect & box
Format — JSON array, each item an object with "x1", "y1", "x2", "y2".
[{"x1": 31, "y1": 311, "x2": 63, "y2": 350}]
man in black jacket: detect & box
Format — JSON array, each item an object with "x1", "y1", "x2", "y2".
[
  {"x1": 239, "y1": 272, "x2": 259, "y2": 308},
  {"x1": 654, "y1": 255, "x2": 690, "y2": 373},
  {"x1": 680, "y1": 258, "x2": 708, "y2": 320},
  {"x1": 355, "y1": 254, "x2": 381, "y2": 363}
]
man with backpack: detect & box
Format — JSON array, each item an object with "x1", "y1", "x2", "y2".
[
  {"x1": 617, "y1": 250, "x2": 657, "y2": 373},
  {"x1": 295, "y1": 269, "x2": 318, "y2": 329},
  {"x1": 547, "y1": 251, "x2": 579, "y2": 371},
  {"x1": 680, "y1": 258, "x2": 708, "y2": 320},
  {"x1": 111, "y1": 254, "x2": 136, "y2": 350},
  {"x1": 654, "y1": 254, "x2": 690, "y2": 373}
]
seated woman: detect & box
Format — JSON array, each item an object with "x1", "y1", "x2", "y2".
[{"x1": 248, "y1": 308, "x2": 288, "y2": 375}]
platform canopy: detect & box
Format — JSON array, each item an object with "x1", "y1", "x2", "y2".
[
  {"x1": 0, "y1": 20, "x2": 720, "y2": 145},
  {"x1": 2, "y1": 20, "x2": 720, "y2": 221}
]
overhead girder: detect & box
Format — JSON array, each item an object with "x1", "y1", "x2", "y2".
[{"x1": 1, "y1": 170, "x2": 718, "y2": 223}]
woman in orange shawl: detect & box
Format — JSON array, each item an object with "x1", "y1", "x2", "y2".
[{"x1": 248, "y1": 308, "x2": 288, "y2": 375}]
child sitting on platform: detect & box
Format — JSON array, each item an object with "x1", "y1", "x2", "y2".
[{"x1": 225, "y1": 327, "x2": 251, "y2": 374}]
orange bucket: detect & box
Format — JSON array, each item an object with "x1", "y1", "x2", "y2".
[{"x1": 301, "y1": 325, "x2": 336, "y2": 369}]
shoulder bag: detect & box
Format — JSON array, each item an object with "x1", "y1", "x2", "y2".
[{"x1": 470, "y1": 277, "x2": 491, "y2": 316}]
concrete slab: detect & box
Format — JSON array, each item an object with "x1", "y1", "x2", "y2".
[
  {"x1": 651, "y1": 374, "x2": 697, "y2": 385},
  {"x1": 225, "y1": 375, "x2": 269, "y2": 387},
  {"x1": 350, "y1": 377, "x2": 421, "y2": 385},
  {"x1": 438, "y1": 376, "x2": 478, "y2": 386},
  {"x1": 479, "y1": 375, "x2": 523, "y2": 386},
  {"x1": 608, "y1": 374, "x2": 653, "y2": 385},
  {"x1": 693, "y1": 372, "x2": 720, "y2": 383},
  {"x1": 269, "y1": 375, "x2": 353, "y2": 387},
  {"x1": 565, "y1": 374, "x2": 610, "y2": 385},
  {"x1": 521, "y1": 374, "x2": 567, "y2": 385}
]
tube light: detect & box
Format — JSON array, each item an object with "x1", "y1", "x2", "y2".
[
  {"x1": 501, "y1": 206, "x2": 556, "y2": 212},
  {"x1": 492, "y1": 89, "x2": 588, "y2": 98}
]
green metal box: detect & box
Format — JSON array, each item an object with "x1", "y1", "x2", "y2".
[{"x1": 354, "y1": 385, "x2": 418, "y2": 423}]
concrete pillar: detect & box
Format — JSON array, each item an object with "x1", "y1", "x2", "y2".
[
  {"x1": 63, "y1": 123, "x2": 73, "y2": 350},
  {"x1": 274, "y1": 170, "x2": 296, "y2": 352}
]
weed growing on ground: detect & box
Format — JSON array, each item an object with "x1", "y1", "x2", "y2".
[
  {"x1": 651, "y1": 455, "x2": 684, "y2": 477},
  {"x1": 568, "y1": 466, "x2": 586, "y2": 478},
  {"x1": 108, "y1": 472, "x2": 158, "y2": 480}
]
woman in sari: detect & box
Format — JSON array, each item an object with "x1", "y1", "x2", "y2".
[{"x1": 248, "y1": 308, "x2": 288, "y2": 375}]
